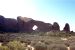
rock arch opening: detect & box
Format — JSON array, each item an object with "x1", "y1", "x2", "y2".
[{"x1": 32, "y1": 25, "x2": 38, "y2": 31}]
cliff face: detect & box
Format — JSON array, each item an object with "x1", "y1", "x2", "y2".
[
  {"x1": 0, "y1": 15, "x2": 59, "y2": 33},
  {"x1": 0, "y1": 15, "x2": 5, "y2": 32}
]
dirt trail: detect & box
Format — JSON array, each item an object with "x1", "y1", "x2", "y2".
[{"x1": 67, "y1": 47, "x2": 70, "y2": 50}]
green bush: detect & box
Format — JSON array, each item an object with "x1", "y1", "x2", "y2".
[
  {"x1": 0, "y1": 46, "x2": 9, "y2": 50},
  {"x1": 7, "y1": 40, "x2": 26, "y2": 50}
]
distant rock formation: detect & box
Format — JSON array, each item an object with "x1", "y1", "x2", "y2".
[
  {"x1": 0, "y1": 15, "x2": 62, "y2": 33},
  {"x1": 33, "y1": 21, "x2": 52, "y2": 32},
  {"x1": 51, "y1": 22, "x2": 60, "y2": 31},
  {"x1": 4, "y1": 18, "x2": 18, "y2": 32},
  {"x1": 17, "y1": 16, "x2": 34, "y2": 33},
  {"x1": 63, "y1": 23, "x2": 70, "y2": 32},
  {"x1": 0, "y1": 15, "x2": 18, "y2": 33},
  {"x1": 0, "y1": 15, "x2": 5, "y2": 32},
  {"x1": 17, "y1": 16, "x2": 53, "y2": 32}
]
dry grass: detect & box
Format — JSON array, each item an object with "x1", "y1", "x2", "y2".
[{"x1": 0, "y1": 32, "x2": 75, "y2": 50}]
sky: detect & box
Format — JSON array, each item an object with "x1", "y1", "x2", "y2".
[{"x1": 0, "y1": 0, "x2": 75, "y2": 31}]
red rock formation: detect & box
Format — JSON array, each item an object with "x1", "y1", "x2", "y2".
[
  {"x1": 17, "y1": 16, "x2": 34, "y2": 33},
  {"x1": 4, "y1": 18, "x2": 18, "y2": 32},
  {"x1": 33, "y1": 21, "x2": 52, "y2": 32},
  {"x1": 0, "y1": 15, "x2": 5, "y2": 32}
]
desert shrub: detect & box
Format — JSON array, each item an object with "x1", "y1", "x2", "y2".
[
  {"x1": 0, "y1": 46, "x2": 9, "y2": 50},
  {"x1": 34, "y1": 42, "x2": 47, "y2": 50},
  {"x1": 48, "y1": 44, "x2": 67, "y2": 50},
  {"x1": 30, "y1": 41, "x2": 37, "y2": 46},
  {"x1": 7, "y1": 40, "x2": 26, "y2": 50},
  {"x1": 0, "y1": 34, "x2": 9, "y2": 42},
  {"x1": 45, "y1": 31, "x2": 60, "y2": 37},
  {"x1": 26, "y1": 39, "x2": 31, "y2": 45},
  {"x1": 38, "y1": 32, "x2": 46, "y2": 36},
  {"x1": 44, "y1": 40, "x2": 53, "y2": 45},
  {"x1": 45, "y1": 32, "x2": 56, "y2": 36}
]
